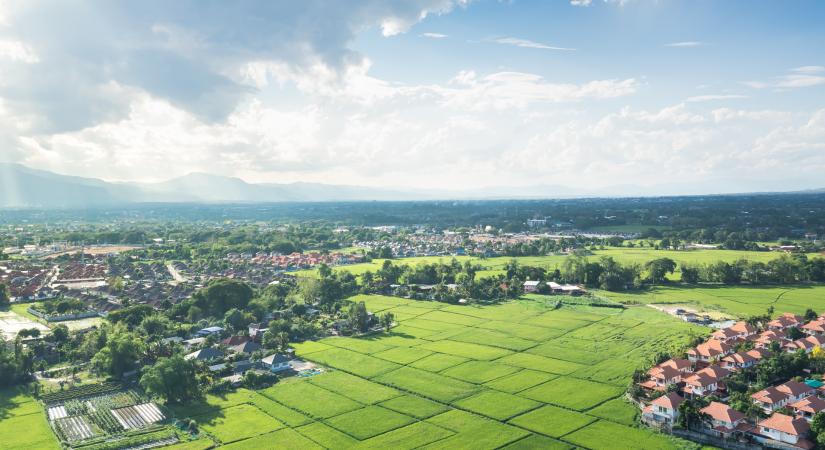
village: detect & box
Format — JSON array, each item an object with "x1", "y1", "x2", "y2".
[{"x1": 638, "y1": 311, "x2": 825, "y2": 449}]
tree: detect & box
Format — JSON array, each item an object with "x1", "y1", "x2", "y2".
[
  {"x1": 0, "y1": 282, "x2": 9, "y2": 306},
  {"x1": 192, "y1": 279, "x2": 254, "y2": 317},
  {"x1": 680, "y1": 265, "x2": 700, "y2": 284},
  {"x1": 805, "y1": 308, "x2": 819, "y2": 321},
  {"x1": 380, "y1": 312, "x2": 395, "y2": 332},
  {"x1": 91, "y1": 327, "x2": 145, "y2": 378},
  {"x1": 140, "y1": 355, "x2": 201, "y2": 404},
  {"x1": 348, "y1": 301, "x2": 370, "y2": 333},
  {"x1": 645, "y1": 258, "x2": 677, "y2": 284}
]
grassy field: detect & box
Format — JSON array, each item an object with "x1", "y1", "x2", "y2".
[
  {"x1": 0, "y1": 387, "x2": 59, "y2": 450},
  {"x1": 161, "y1": 293, "x2": 708, "y2": 449}
]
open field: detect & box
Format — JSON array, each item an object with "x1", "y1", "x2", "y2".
[
  {"x1": 156, "y1": 292, "x2": 710, "y2": 449},
  {"x1": 0, "y1": 387, "x2": 59, "y2": 450},
  {"x1": 599, "y1": 284, "x2": 825, "y2": 318},
  {"x1": 0, "y1": 307, "x2": 50, "y2": 340},
  {"x1": 291, "y1": 247, "x2": 818, "y2": 281}
]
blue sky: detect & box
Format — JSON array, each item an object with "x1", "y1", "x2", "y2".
[{"x1": 0, "y1": 0, "x2": 823, "y2": 194}]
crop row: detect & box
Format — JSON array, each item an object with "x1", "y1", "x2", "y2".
[{"x1": 41, "y1": 382, "x2": 122, "y2": 404}]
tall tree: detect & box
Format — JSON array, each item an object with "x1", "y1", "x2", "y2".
[{"x1": 140, "y1": 356, "x2": 201, "y2": 404}]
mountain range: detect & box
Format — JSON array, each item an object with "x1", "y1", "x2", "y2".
[{"x1": 0, "y1": 163, "x2": 822, "y2": 208}]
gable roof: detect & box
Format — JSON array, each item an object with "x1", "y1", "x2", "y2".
[
  {"x1": 651, "y1": 392, "x2": 684, "y2": 410},
  {"x1": 231, "y1": 341, "x2": 262, "y2": 354},
  {"x1": 751, "y1": 387, "x2": 788, "y2": 405},
  {"x1": 791, "y1": 396, "x2": 825, "y2": 414},
  {"x1": 759, "y1": 413, "x2": 810, "y2": 436},
  {"x1": 185, "y1": 347, "x2": 224, "y2": 361},
  {"x1": 729, "y1": 321, "x2": 756, "y2": 335},
  {"x1": 700, "y1": 402, "x2": 745, "y2": 423},
  {"x1": 777, "y1": 380, "x2": 814, "y2": 397},
  {"x1": 697, "y1": 365, "x2": 729, "y2": 379}
]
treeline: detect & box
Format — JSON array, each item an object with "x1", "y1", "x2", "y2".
[{"x1": 680, "y1": 254, "x2": 825, "y2": 284}]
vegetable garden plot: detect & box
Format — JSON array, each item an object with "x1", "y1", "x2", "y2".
[
  {"x1": 48, "y1": 405, "x2": 68, "y2": 420},
  {"x1": 111, "y1": 402, "x2": 165, "y2": 429},
  {"x1": 54, "y1": 415, "x2": 97, "y2": 442}
]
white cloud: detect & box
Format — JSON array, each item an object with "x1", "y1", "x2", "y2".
[
  {"x1": 0, "y1": 39, "x2": 38, "y2": 63},
  {"x1": 492, "y1": 37, "x2": 575, "y2": 51},
  {"x1": 686, "y1": 94, "x2": 748, "y2": 103},
  {"x1": 420, "y1": 32, "x2": 448, "y2": 39},
  {"x1": 570, "y1": 0, "x2": 592, "y2": 6},
  {"x1": 665, "y1": 41, "x2": 703, "y2": 47},
  {"x1": 745, "y1": 67, "x2": 825, "y2": 89}
]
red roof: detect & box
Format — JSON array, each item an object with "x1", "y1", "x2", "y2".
[
  {"x1": 777, "y1": 380, "x2": 814, "y2": 398},
  {"x1": 759, "y1": 413, "x2": 810, "y2": 436},
  {"x1": 651, "y1": 392, "x2": 685, "y2": 410},
  {"x1": 791, "y1": 396, "x2": 825, "y2": 414},
  {"x1": 700, "y1": 402, "x2": 745, "y2": 424}
]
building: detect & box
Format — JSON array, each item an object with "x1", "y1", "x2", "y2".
[
  {"x1": 699, "y1": 402, "x2": 748, "y2": 437},
  {"x1": 230, "y1": 341, "x2": 262, "y2": 355},
  {"x1": 687, "y1": 340, "x2": 733, "y2": 363},
  {"x1": 196, "y1": 326, "x2": 225, "y2": 337},
  {"x1": 801, "y1": 319, "x2": 825, "y2": 336},
  {"x1": 644, "y1": 392, "x2": 684, "y2": 424},
  {"x1": 721, "y1": 351, "x2": 757, "y2": 371},
  {"x1": 522, "y1": 280, "x2": 541, "y2": 293},
  {"x1": 683, "y1": 372, "x2": 719, "y2": 398},
  {"x1": 776, "y1": 380, "x2": 816, "y2": 403},
  {"x1": 757, "y1": 413, "x2": 810, "y2": 446},
  {"x1": 184, "y1": 347, "x2": 224, "y2": 362},
  {"x1": 790, "y1": 396, "x2": 825, "y2": 421},
  {"x1": 261, "y1": 353, "x2": 292, "y2": 372},
  {"x1": 768, "y1": 313, "x2": 804, "y2": 331},
  {"x1": 752, "y1": 387, "x2": 792, "y2": 413}
]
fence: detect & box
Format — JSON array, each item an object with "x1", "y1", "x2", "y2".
[{"x1": 27, "y1": 307, "x2": 100, "y2": 322}]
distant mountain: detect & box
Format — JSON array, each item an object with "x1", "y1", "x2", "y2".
[{"x1": 1, "y1": 163, "x2": 823, "y2": 208}]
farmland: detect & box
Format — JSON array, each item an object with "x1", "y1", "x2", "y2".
[{"x1": 164, "y1": 294, "x2": 708, "y2": 449}]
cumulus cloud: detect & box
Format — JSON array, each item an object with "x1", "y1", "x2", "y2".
[
  {"x1": 0, "y1": 0, "x2": 468, "y2": 133},
  {"x1": 491, "y1": 37, "x2": 575, "y2": 51}
]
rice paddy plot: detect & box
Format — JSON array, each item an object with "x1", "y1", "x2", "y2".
[
  {"x1": 421, "y1": 410, "x2": 529, "y2": 450},
  {"x1": 197, "y1": 403, "x2": 284, "y2": 444},
  {"x1": 378, "y1": 394, "x2": 449, "y2": 419},
  {"x1": 483, "y1": 369, "x2": 557, "y2": 394},
  {"x1": 260, "y1": 380, "x2": 363, "y2": 419},
  {"x1": 501, "y1": 434, "x2": 573, "y2": 450},
  {"x1": 307, "y1": 371, "x2": 401, "y2": 404},
  {"x1": 296, "y1": 421, "x2": 359, "y2": 449},
  {"x1": 519, "y1": 377, "x2": 624, "y2": 411},
  {"x1": 324, "y1": 406, "x2": 415, "y2": 440},
  {"x1": 353, "y1": 421, "x2": 455, "y2": 450},
  {"x1": 449, "y1": 328, "x2": 537, "y2": 351},
  {"x1": 302, "y1": 347, "x2": 401, "y2": 378},
  {"x1": 374, "y1": 367, "x2": 479, "y2": 403},
  {"x1": 373, "y1": 346, "x2": 433, "y2": 364},
  {"x1": 417, "y1": 340, "x2": 513, "y2": 361},
  {"x1": 497, "y1": 352, "x2": 585, "y2": 375},
  {"x1": 521, "y1": 314, "x2": 593, "y2": 331},
  {"x1": 563, "y1": 419, "x2": 685, "y2": 450},
  {"x1": 408, "y1": 352, "x2": 469, "y2": 372},
  {"x1": 220, "y1": 428, "x2": 323, "y2": 450},
  {"x1": 586, "y1": 398, "x2": 639, "y2": 426},
  {"x1": 416, "y1": 310, "x2": 489, "y2": 327},
  {"x1": 0, "y1": 407, "x2": 59, "y2": 450},
  {"x1": 440, "y1": 360, "x2": 521, "y2": 384},
  {"x1": 477, "y1": 320, "x2": 567, "y2": 341},
  {"x1": 508, "y1": 404, "x2": 597, "y2": 438},
  {"x1": 246, "y1": 392, "x2": 312, "y2": 427},
  {"x1": 322, "y1": 337, "x2": 392, "y2": 355},
  {"x1": 453, "y1": 390, "x2": 541, "y2": 421}
]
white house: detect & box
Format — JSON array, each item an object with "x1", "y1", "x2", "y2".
[
  {"x1": 758, "y1": 413, "x2": 810, "y2": 445},
  {"x1": 699, "y1": 402, "x2": 748, "y2": 437},
  {"x1": 261, "y1": 353, "x2": 292, "y2": 372},
  {"x1": 523, "y1": 280, "x2": 541, "y2": 293},
  {"x1": 644, "y1": 392, "x2": 684, "y2": 424}
]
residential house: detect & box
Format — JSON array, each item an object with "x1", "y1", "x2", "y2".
[
  {"x1": 184, "y1": 347, "x2": 224, "y2": 362},
  {"x1": 791, "y1": 396, "x2": 825, "y2": 421},
  {"x1": 754, "y1": 329, "x2": 787, "y2": 349},
  {"x1": 699, "y1": 402, "x2": 749, "y2": 437},
  {"x1": 776, "y1": 380, "x2": 816, "y2": 403},
  {"x1": 644, "y1": 392, "x2": 684, "y2": 424},
  {"x1": 721, "y1": 351, "x2": 757, "y2": 371},
  {"x1": 768, "y1": 313, "x2": 804, "y2": 331},
  {"x1": 757, "y1": 413, "x2": 810, "y2": 446},
  {"x1": 683, "y1": 372, "x2": 719, "y2": 398},
  {"x1": 785, "y1": 335, "x2": 825, "y2": 354},
  {"x1": 687, "y1": 340, "x2": 733, "y2": 363},
  {"x1": 710, "y1": 327, "x2": 740, "y2": 343},
  {"x1": 222, "y1": 335, "x2": 251, "y2": 346},
  {"x1": 752, "y1": 387, "x2": 792, "y2": 413},
  {"x1": 260, "y1": 353, "x2": 292, "y2": 372},
  {"x1": 728, "y1": 321, "x2": 758, "y2": 338},
  {"x1": 746, "y1": 347, "x2": 772, "y2": 362},
  {"x1": 643, "y1": 359, "x2": 693, "y2": 390},
  {"x1": 801, "y1": 319, "x2": 825, "y2": 336},
  {"x1": 196, "y1": 326, "x2": 225, "y2": 337},
  {"x1": 523, "y1": 280, "x2": 541, "y2": 293},
  {"x1": 230, "y1": 341, "x2": 262, "y2": 355}
]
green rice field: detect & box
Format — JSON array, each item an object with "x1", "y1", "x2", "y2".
[{"x1": 166, "y1": 293, "x2": 712, "y2": 449}]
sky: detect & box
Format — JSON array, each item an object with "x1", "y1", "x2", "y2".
[{"x1": 0, "y1": 0, "x2": 824, "y2": 195}]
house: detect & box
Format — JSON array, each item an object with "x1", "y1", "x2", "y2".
[
  {"x1": 683, "y1": 372, "x2": 719, "y2": 398},
  {"x1": 644, "y1": 392, "x2": 684, "y2": 424},
  {"x1": 261, "y1": 353, "x2": 292, "y2": 372},
  {"x1": 697, "y1": 365, "x2": 729, "y2": 380},
  {"x1": 231, "y1": 341, "x2": 262, "y2": 355},
  {"x1": 728, "y1": 321, "x2": 758, "y2": 338},
  {"x1": 757, "y1": 413, "x2": 810, "y2": 446},
  {"x1": 222, "y1": 335, "x2": 251, "y2": 346},
  {"x1": 776, "y1": 380, "x2": 816, "y2": 403},
  {"x1": 161, "y1": 336, "x2": 184, "y2": 345},
  {"x1": 644, "y1": 359, "x2": 693, "y2": 389},
  {"x1": 710, "y1": 327, "x2": 740, "y2": 343},
  {"x1": 184, "y1": 347, "x2": 224, "y2": 362},
  {"x1": 721, "y1": 351, "x2": 757, "y2": 371},
  {"x1": 523, "y1": 280, "x2": 541, "y2": 293},
  {"x1": 790, "y1": 396, "x2": 825, "y2": 421},
  {"x1": 754, "y1": 330, "x2": 787, "y2": 349},
  {"x1": 785, "y1": 335, "x2": 825, "y2": 354},
  {"x1": 746, "y1": 347, "x2": 772, "y2": 362},
  {"x1": 196, "y1": 326, "x2": 225, "y2": 337},
  {"x1": 248, "y1": 323, "x2": 269, "y2": 341},
  {"x1": 699, "y1": 402, "x2": 748, "y2": 437},
  {"x1": 768, "y1": 313, "x2": 803, "y2": 331},
  {"x1": 182, "y1": 337, "x2": 206, "y2": 349},
  {"x1": 801, "y1": 319, "x2": 825, "y2": 336},
  {"x1": 687, "y1": 340, "x2": 733, "y2": 363},
  {"x1": 547, "y1": 281, "x2": 563, "y2": 293},
  {"x1": 752, "y1": 387, "x2": 792, "y2": 413}
]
